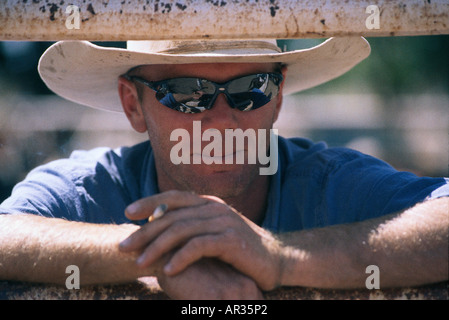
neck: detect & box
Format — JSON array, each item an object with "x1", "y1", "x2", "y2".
[
  {"x1": 156, "y1": 166, "x2": 270, "y2": 225},
  {"x1": 222, "y1": 175, "x2": 270, "y2": 225}
]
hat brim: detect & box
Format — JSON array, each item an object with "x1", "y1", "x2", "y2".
[{"x1": 38, "y1": 37, "x2": 370, "y2": 113}]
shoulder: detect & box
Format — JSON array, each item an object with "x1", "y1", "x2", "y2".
[
  {"x1": 1, "y1": 141, "x2": 152, "y2": 222},
  {"x1": 278, "y1": 136, "x2": 448, "y2": 219},
  {"x1": 278, "y1": 136, "x2": 377, "y2": 176},
  {"x1": 43, "y1": 140, "x2": 151, "y2": 182}
]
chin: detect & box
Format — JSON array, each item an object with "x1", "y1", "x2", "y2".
[{"x1": 178, "y1": 164, "x2": 260, "y2": 199}]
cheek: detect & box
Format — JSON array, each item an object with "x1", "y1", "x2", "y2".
[
  {"x1": 142, "y1": 103, "x2": 197, "y2": 158},
  {"x1": 145, "y1": 115, "x2": 177, "y2": 153},
  {"x1": 141, "y1": 92, "x2": 184, "y2": 137},
  {"x1": 241, "y1": 101, "x2": 279, "y2": 130}
]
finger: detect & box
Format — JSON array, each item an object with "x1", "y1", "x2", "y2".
[
  {"x1": 135, "y1": 216, "x2": 225, "y2": 268},
  {"x1": 125, "y1": 190, "x2": 210, "y2": 220},
  {"x1": 120, "y1": 201, "x2": 229, "y2": 252},
  {"x1": 163, "y1": 232, "x2": 276, "y2": 291},
  {"x1": 163, "y1": 234, "x2": 229, "y2": 276},
  {"x1": 119, "y1": 216, "x2": 169, "y2": 252},
  {"x1": 133, "y1": 202, "x2": 232, "y2": 262}
]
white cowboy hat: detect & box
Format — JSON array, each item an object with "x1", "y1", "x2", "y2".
[{"x1": 38, "y1": 37, "x2": 370, "y2": 113}]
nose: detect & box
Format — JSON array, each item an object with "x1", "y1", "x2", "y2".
[{"x1": 200, "y1": 93, "x2": 239, "y2": 131}]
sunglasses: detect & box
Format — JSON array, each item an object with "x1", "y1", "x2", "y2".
[{"x1": 125, "y1": 73, "x2": 283, "y2": 114}]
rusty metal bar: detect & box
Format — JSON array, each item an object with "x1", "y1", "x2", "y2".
[
  {"x1": 0, "y1": 0, "x2": 448, "y2": 41},
  {"x1": 1, "y1": 278, "x2": 448, "y2": 300}
]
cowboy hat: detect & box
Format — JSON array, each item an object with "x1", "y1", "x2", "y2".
[{"x1": 38, "y1": 37, "x2": 370, "y2": 113}]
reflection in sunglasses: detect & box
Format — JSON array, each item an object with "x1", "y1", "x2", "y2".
[{"x1": 127, "y1": 73, "x2": 283, "y2": 114}]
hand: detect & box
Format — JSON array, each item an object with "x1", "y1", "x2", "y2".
[
  {"x1": 119, "y1": 190, "x2": 284, "y2": 291},
  {"x1": 157, "y1": 258, "x2": 264, "y2": 300}
]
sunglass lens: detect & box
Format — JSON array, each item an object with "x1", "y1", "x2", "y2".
[
  {"x1": 155, "y1": 78, "x2": 215, "y2": 113},
  {"x1": 227, "y1": 74, "x2": 279, "y2": 111},
  {"x1": 152, "y1": 73, "x2": 281, "y2": 113}
]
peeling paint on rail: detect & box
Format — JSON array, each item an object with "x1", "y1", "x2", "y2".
[{"x1": 0, "y1": 0, "x2": 448, "y2": 41}]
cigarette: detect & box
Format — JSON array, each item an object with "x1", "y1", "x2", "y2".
[{"x1": 148, "y1": 203, "x2": 168, "y2": 222}]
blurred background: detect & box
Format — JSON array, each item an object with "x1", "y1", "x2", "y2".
[{"x1": 0, "y1": 36, "x2": 448, "y2": 202}]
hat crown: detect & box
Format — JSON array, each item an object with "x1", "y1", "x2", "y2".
[{"x1": 126, "y1": 39, "x2": 282, "y2": 56}]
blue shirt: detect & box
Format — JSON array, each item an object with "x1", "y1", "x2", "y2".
[{"x1": 1, "y1": 137, "x2": 448, "y2": 232}]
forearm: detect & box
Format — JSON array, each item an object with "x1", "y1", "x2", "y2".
[
  {"x1": 278, "y1": 197, "x2": 448, "y2": 289},
  {"x1": 0, "y1": 214, "x2": 162, "y2": 286}
]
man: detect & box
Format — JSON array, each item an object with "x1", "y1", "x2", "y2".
[{"x1": 0, "y1": 37, "x2": 448, "y2": 299}]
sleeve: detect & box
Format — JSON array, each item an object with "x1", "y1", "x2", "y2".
[
  {"x1": 0, "y1": 160, "x2": 88, "y2": 220},
  {"x1": 427, "y1": 178, "x2": 449, "y2": 200},
  {"x1": 0, "y1": 147, "x2": 133, "y2": 224},
  {"x1": 321, "y1": 148, "x2": 449, "y2": 225}
]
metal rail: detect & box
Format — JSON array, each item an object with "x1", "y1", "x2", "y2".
[{"x1": 0, "y1": 0, "x2": 448, "y2": 41}]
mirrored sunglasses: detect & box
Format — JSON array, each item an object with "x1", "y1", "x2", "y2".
[{"x1": 125, "y1": 73, "x2": 283, "y2": 114}]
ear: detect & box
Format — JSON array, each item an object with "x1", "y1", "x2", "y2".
[
  {"x1": 117, "y1": 76, "x2": 147, "y2": 133},
  {"x1": 273, "y1": 65, "x2": 287, "y2": 123}
]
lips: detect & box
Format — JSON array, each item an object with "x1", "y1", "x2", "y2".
[{"x1": 192, "y1": 149, "x2": 246, "y2": 164}]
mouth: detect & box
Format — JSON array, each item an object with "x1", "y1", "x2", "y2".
[{"x1": 192, "y1": 150, "x2": 246, "y2": 164}]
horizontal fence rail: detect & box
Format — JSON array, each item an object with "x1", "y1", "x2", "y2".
[{"x1": 0, "y1": 0, "x2": 448, "y2": 41}]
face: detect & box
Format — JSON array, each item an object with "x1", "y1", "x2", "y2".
[{"x1": 119, "y1": 63, "x2": 286, "y2": 200}]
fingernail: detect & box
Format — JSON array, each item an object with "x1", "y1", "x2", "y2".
[
  {"x1": 137, "y1": 254, "x2": 145, "y2": 265},
  {"x1": 126, "y1": 203, "x2": 139, "y2": 216},
  {"x1": 119, "y1": 237, "x2": 131, "y2": 248},
  {"x1": 164, "y1": 263, "x2": 173, "y2": 274}
]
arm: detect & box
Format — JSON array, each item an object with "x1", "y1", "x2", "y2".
[
  {"x1": 0, "y1": 213, "x2": 152, "y2": 285},
  {"x1": 120, "y1": 191, "x2": 448, "y2": 290},
  {"x1": 0, "y1": 213, "x2": 264, "y2": 299},
  {"x1": 278, "y1": 196, "x2": 448, "y2": 289}
]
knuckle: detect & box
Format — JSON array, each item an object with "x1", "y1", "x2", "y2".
[
  {"x1": 170, "y1": 219, "x2": 192, "y2": 233},
  {"x1": 164, "y1": 189, "x2": 182, "y2": 197},
  {"x1": 201, "y1": 195, "x2": 226, "y2": 204},
  {"x1": 188, "y1": 236, "x2": 208, "y2": 251},
  {"x1": 214, "y1": 212, "x2": 235, "y2": 227},
  {"x1": 206, "y1": 201, "x2": 228, "y2": 213},
  {"x1": 222, "y1": 227, "x2": 243, "y2": 246},
  {"x1": 164, "y1": 189, "x2": 193, "y2": 200},
  {"x1": 222, "y1": 228, "x2": 239, "y2": 249}
]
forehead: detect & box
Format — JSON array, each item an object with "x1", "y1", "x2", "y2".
[{"x1": 131, "y1": 63, "x2": 279, "y2": 82}]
